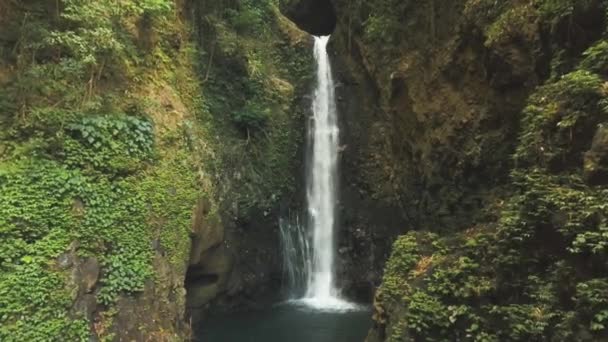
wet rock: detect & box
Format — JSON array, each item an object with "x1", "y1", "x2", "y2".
[
  {"x1": 57, "y1": 252, "x2": 74, "y2": 269},
  {"x1": 79, "y1": 258, "x2": 100, "y2": 294},
  {"x1": 190, "y1": 199, "x2": 223, "y2": 265},
  {"x1": 186, "y1": 243, "x2": 232, "y2": 313},
  {"x1": 57, "y1": 240, "x2": 80, "y2": 269},
  {"x1": 187, "y1": 283, "x2": 220, "y2": 309},
  {"x1": 199, "y1": 245, "x2": 232, "y2": 277},
  {"x1": 71, "y1": 199, "x2": 85, "y2": 217},
  {"x1": 584, "y1": 124, "x2": 608, "y2": 185},
  {"x1": 109, "y1": 255, "x2": 187, "y2": 341},
  {"x1": 72, "y1": 294, "x2": 97, "y2": 321}
]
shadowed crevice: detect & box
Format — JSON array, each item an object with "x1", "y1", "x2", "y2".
[{"x1": 280, "y1": 0, "x2": 337, "y2": 36}]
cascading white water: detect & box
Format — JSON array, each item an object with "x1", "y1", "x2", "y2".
[
  {"x1": 298, "y1": 35, "x2": 355, "y2": 310},
  {"x1": 306, "y1": 35, "x2": 339, "y2": 299},
  {"x1": 279, "y1": 213, "x2": 311, "y2": 296},
  {"x1": 279, "y1": 35, "x2": 358, "y2": 311}
]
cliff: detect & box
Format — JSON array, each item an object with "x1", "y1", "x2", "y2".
[
  {"x1": 0, "y1": 0, "x2": 312, "y2": 340},
  {"x1": 323, "y1": 0, "x2": 608, "y2": 340},
  {"x1": 284, "y1": 0, "x2": 608, "y2": 339}
]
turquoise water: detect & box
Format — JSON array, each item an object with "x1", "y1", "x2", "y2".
[{"x1": 195, "y1": 303, "x2": 372, "y2": 342}]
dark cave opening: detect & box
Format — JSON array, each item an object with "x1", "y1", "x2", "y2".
[{"x1": 280, "y1": 0, "x2": 337, "y2": 36}]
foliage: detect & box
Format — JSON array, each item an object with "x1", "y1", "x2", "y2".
[
  {"x1": 0, "y1": 263, "x2": 90, "y2": 341},
  {"x1": 0, "y1": 162, "x2": 80, "y2": 340},
  {"x1": 198, "y1": 0, "x2": 313, "y2": 218},
  {"x1": 405, "y1": 291, "x2": 451, "y2": 337},
  {"x1": 362, "y1": 0, "x2": 408, "y2": 46},
  {"x1": 0, "y1": 123, "x2": 200, "y2": 338},
  {"x1": 63, "y1": 115, "x2": 154, "y2": 173},
  {"x1": 485, "y1": 4, "x2": 537, "y2": 46},
  {"x1": 232, "y1": 103, "x2": 270, "y2": 132},
  {"x1": 376, "y1": 7, "x2": 608, "y2": 336},
  {"x1": 514, "y1": 70, "x2": 605, "y2": 168},
  {"x1": 580, "y1": 41, "x2": 608, "y2": 75},
  {"x1": 0, "y1": 0, "x2": 312, "y2": 339},
  {"x1": 0, "y1": 0, "x2": 205, "y2": 339},
  {"x1": 225, "y1": 0, "x2": 273, "y2": 35},
  {"x1": 0, "y1": 159, "x2": 154, "y2": 340},
  {"x1": 98, "y1": 250, "x2": 153, "y2": 305},
  {"x1": 382, "y1": 232, "x2": 438, "y2": 299},
  {"x1": 537, "y1": 0, "x2": 596, "y2": 23},
  {"x1": 496, "y1": 171, "x2": 608, "y2": 260},
  {"x1": 575, "y1": 279, "x2": 608, "y2": 332},
  {"x1": 486, "y1": 304, "x2": 554, "y2": 340}
]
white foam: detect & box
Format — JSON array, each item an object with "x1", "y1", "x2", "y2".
[{"x1": 286, "y1": 296, "x2": 365, "y2": 313}]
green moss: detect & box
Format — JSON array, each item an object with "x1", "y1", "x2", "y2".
[
  {"x1": 515, "y1": 70, "x2": 606, "y2": 168},
  {"x1": 138, "y1": 148, "x2": 199, "y2": 274},
  {"x1": 382, "y1": 232, "x2": 439, "y2": 300},
  {"x1": 376, "y1": 41, "x2": 608, "y2": 340},
  {"x1": 1, "y1": 0, "x2": 312, "y2": 338},
  {"x1": 0, "y1": 158, "x2": 156, "y2": 339},
  {"x1": 580, "y1": 41, "x2": 608, "y2": 75},
  {"x1": 485, "y1": 4, "x2": 538, "y2": 46},
  {"x1": 196, "y1": 1, "x2": 313, "y2": 218}
]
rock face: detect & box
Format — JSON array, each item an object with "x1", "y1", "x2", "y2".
[
  {"x1": 325, "y1": 0, "x2": 534, "y2": 299},
  {"x1": 279, "y1": 0, "x2": 534, "y2": 300},
  {"x1": 186, "y1": 199, "x2": 227, "y2": 319},
  {"x1": 321, "y1": 0, "x2": 608, "y2": 340},
  {"x1": 330, "y1": 0, "x2": 537, "y2": 233},
  {"x1": 0, "y1": 1, "x2": 313, "y2": 340},
  {"x1": 209, "y1": 210, "x2": 285, "y2": 310},
  {"x1": 584, "y1": 124, "x2": 608, "y2": 185},
  {"x1": 109, "y1": 255, "x2": 188, "y2": 341},
  {"x1": 183, "y1": 0, "x2": 315, "y2": 321}
]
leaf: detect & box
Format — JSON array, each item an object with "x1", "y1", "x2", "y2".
[{"x1": 21, "y1": 256, "x2": 33, "y2": 264}]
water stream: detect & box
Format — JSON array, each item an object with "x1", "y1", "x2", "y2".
[{"x1": 297, "y1": 35, "x2": 354, "y2": 310}]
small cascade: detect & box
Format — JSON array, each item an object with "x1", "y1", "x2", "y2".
[{"x1": 279, "y1": 213, "x2": 310, "y2": 297}]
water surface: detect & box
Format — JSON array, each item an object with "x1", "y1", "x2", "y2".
[{"x1": 196, "y1": 303, "x2": 372, "y2": 342}]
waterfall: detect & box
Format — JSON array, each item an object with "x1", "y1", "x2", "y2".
[
  {"x1": 280, "y1": 35, "x2": 356, "y2": 311},
  {"x1": 306, "y1": 35, "x2": 340, "y2": 301}
]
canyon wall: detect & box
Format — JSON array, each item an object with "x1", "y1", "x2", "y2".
[
  {"x1": 0, "y1": 0, "x2": 312, "y2": 340},
  {"x1": 287, "y1": 0, "x2": 608, "y2": 340}
]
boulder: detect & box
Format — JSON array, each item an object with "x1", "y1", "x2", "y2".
[{"x1": 79, "y1": 258, "x2": 100, "y2": 294}]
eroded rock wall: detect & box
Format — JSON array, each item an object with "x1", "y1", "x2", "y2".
[
  {"x1": 0, "y1": 0, "x2": 314, "y2": 340},
  {"x1": 324, "y1": 0, "x2": 608, "y2": 340},
  {"x1": 281, "y1": 0, "x2": 608, "y2": 339}
]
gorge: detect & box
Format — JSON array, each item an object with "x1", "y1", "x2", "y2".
[
  {"x1": 1, "y1": 0, "x2": 608, "y2": 341},
  {"x1": 197, "y1": 34, "x2": 367, "y2": 341}
]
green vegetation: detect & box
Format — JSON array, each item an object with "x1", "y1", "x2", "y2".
[
  {"x1": 194, "y1": 0, "x2": 314, "y2": 217},
  {"x1": 515, "y1": 70, "x2": 605, "y2": 169},
  {"x1": 374, "y1": 0, "x2": 608, "y2": 340},
  {"x1": 0, "y1": 0, "x2": 311, "y2": 340}
]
